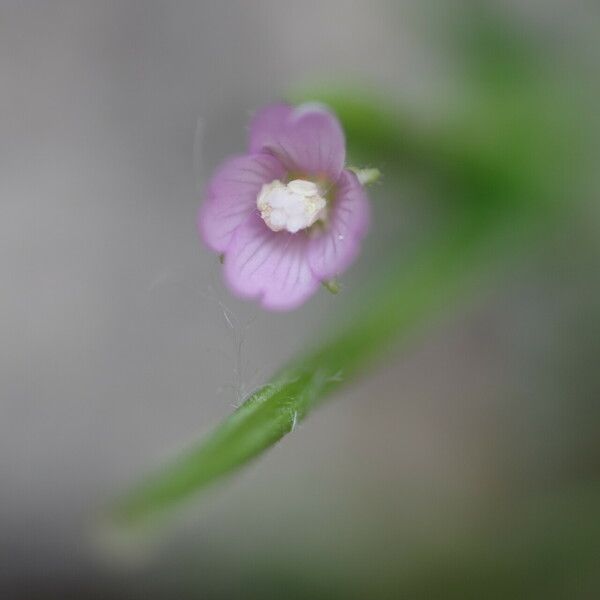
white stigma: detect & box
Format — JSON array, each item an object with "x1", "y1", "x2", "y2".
[{"x1": 257, "y1": 179, "x2": 327, "y2": 233}]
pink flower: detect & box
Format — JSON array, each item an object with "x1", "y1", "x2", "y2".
[{"x1": 198, "y1": 102, "x2": 371, "y2": 311}]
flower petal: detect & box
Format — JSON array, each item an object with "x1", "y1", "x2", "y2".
[
  {"x1": 223, "y1": 213, "x2": 320, "y2": 311},
  {"x1": 198, "y1": 153, "x2": 285, "y2": 253},
  {"x1": 307, "y1": 169, "x2": 371, "y2": 280},
  {"x1": 248, "y1": 103, "x2": 293, "y2": 153},
  {"x1": 249, "y1": 103, "x2": 345, "y2": 182}
]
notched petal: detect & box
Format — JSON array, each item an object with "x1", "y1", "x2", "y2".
[
  {"x1": 198, "y1": 153, "x2": 285, "y2": 253},
  {"x1": 307, "y1": 170, "x2": 370, "y2": 281},
  {"x1": 223, "y1": 214, "x2": 320, "y2": 311},
  {"x1": 249, "y1": 103, "x2": 345, "y2": 183}
]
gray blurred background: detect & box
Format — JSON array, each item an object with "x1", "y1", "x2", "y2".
[{"x1": 2, "y1": 1, "x2": 599, "y2": 598}]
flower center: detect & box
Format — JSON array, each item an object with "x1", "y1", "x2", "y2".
[{"x1": 257, "y1": 179, "x2": 327, "y2": 233}]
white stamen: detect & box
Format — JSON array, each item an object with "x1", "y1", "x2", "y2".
[{"x1": 257, "y1": 179, "x2": 327, "y2": 233}]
